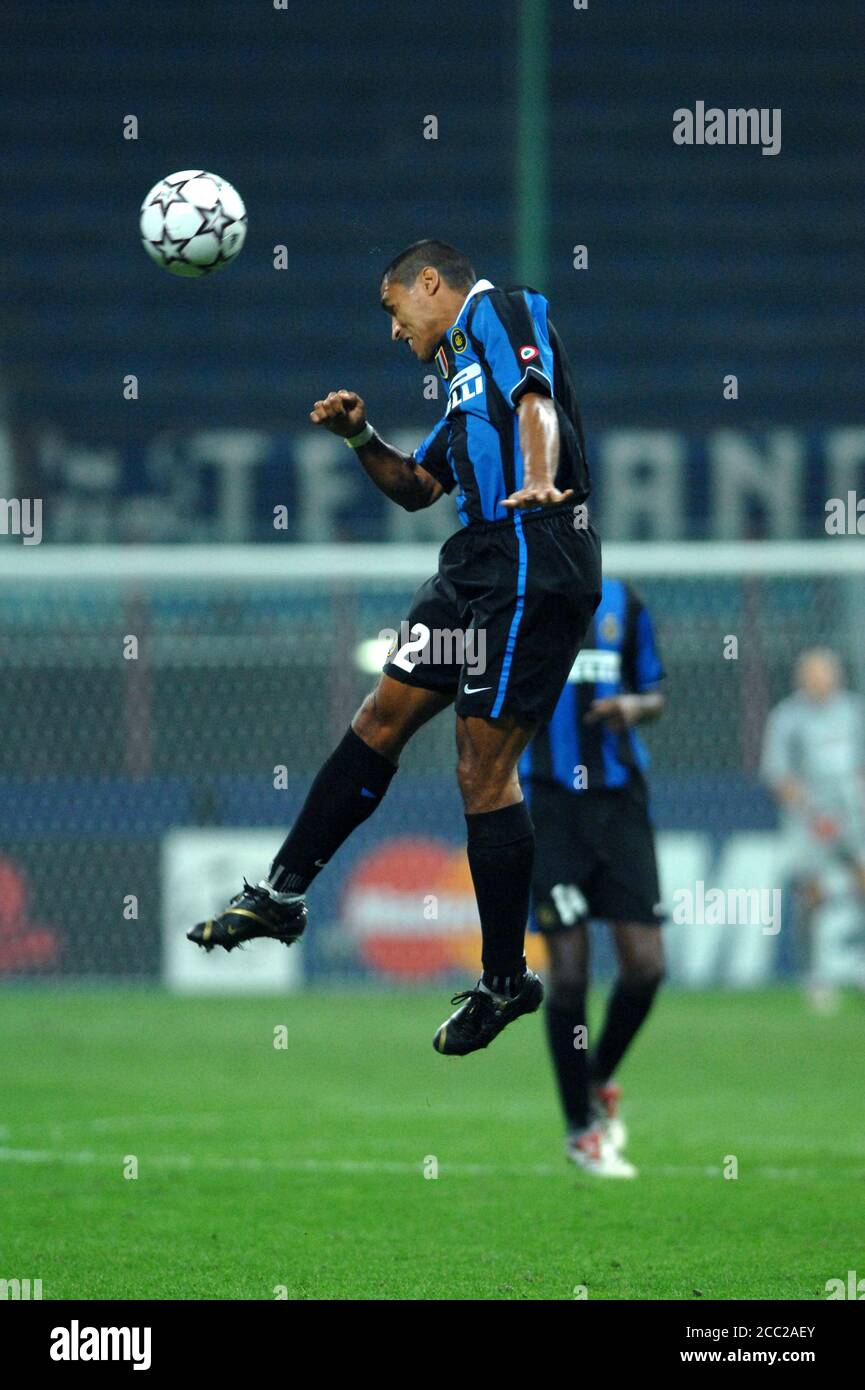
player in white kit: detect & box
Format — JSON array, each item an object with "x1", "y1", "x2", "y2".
[{"x1": 761, "y1": 648, "x2": 865, "y2": 1010}]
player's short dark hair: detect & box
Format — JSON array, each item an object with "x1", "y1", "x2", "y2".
[{"x1": 381, "y1": 240, "x2": 476, "y2": 292}]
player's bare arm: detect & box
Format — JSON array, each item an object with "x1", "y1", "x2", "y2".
[
  {"x1": 584, "y1": 691, "x2": 665, "y2": 732},
  {"x1": 309, "y1": 388, "x2": 442, "y2": 511},
  {"x1": 502, "y1": 391, "x2": 574, "y2": 510}
]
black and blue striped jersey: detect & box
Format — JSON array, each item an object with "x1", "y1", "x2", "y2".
[
  {"x1": 520, "y1": 578, "x2": 664, "y2": 794},
  {"x1": 411, "y1": 279, "x2": 590, "y2": 527}
]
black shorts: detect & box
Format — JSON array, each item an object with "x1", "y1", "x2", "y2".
[
  {"x1": 529, "y1": 776, "x2": 663, "y2": 930},
  {"x1": 383, "y1": 505, "x2": 601, "y2": 727}
]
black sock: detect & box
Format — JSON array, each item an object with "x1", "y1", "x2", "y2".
[
  {"x1": 545, "y1": 990, "x2": 590, "y2": 1131},
  {"x1": 465, "y1": 801, "x2": 534, "y2": 992},
  {"x1": 590, "y1": 975, "x2": 662, "y2": 1084},
  {"x1": 267, "y1": 727, "x2": 397, "y2": 893}
]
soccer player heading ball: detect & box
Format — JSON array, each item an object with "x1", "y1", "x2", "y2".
[{"x1": 188, "y1": 240, "x2": 602, "y2": 1055}]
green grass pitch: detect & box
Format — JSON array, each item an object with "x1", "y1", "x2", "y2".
[{"x1": 1, "y1": 986, "x2": 861, "y2": 1300}]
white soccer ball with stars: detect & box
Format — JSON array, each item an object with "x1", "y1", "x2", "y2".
[{"x1": 139, "y1": 170, "x2": 247, "y2": 277}]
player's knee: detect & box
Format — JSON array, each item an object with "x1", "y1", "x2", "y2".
[
  {"x1": 353, "y1": 687, "x2": 406, "y2": 756},
  {"x1": 456, "y1": 750, "x2": 518, "y2": 812},
  {"x1": 613, "y1": 923, "x2": 665, "y2": 990},
  {"x1": 456, "y1": 749, "x2": 482, "y2": 803},
  {"x1": 620, "y1": 957, "x2": 665, "y2": 991},
  {"x1": 547, "y1": 972, "x2": 588, "y2": 1008},
  {"x1": 547, "y1": 947, "x2": 589, "y2": 1004},
  {"x1": 546, "y1": 932, "x2": 589, "y2": 1002},
  {"x1": 353, "y1": 689, "x2": 387, "y2": 738}
]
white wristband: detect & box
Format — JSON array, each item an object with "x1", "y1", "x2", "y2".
[{"x1": 344, "y1": 422, "x2": 374, "y2": 449}]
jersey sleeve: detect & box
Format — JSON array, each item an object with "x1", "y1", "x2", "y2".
[
  {"x1": 411, "y1": 416, "x2": 455, "y2": 493},
  {"x1": 852, "y1": 696, "x2": 865, "y2": 769},
  {"x1": 760, "y1": 704, "x2": 794, "y2": 786},
  {"x1": 468, "y1": 288, "x2": 555, "y2": 408},
  {"x1": 625, "y1": 592, "x2": 665, "y2": 692}
]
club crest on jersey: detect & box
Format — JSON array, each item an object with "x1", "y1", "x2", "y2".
[
  {"x1": 435, "y1": 346, "x2": 449, "y2": 378},
  {"x1": 600, "y1": 613, "x2": 620, "y2": 643},
  {"x1": 450, "y1": 326, "x2": 468, "y2": 353},
  {"x1": 519, "y1": 345, "x2": 540, "y2": 361}
]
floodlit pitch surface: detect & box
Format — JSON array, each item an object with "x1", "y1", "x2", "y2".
[{"x1": 1, "y1": 988, "x2": 860, "y2": 1300}]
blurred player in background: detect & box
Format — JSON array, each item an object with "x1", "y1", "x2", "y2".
[
  {"x1": 189, "y1": 240, "x2": 602, "y2": 1057},
  {"x1": 761, "y1": 647, "x2": 865, "y2": 1013},
  {"x1": 521, "y1": 577, "x2": 665, "y2": 1177}
]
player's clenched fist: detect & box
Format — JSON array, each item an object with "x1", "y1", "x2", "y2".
[{"x1": 309, "y1": 389, "x2": 367, "y2": 438}]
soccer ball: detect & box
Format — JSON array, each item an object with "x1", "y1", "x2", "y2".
[{"x1": 139, "y1": 170, "x2": 247, "y2": 277}]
